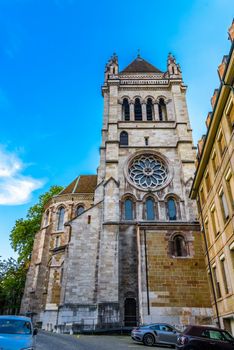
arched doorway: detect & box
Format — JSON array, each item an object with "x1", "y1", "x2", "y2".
[{"x1": 124, "y1": 298, "x2": 137, "y2": 327}]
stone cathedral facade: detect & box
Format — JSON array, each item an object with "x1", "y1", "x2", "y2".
[{"x1": 21, "y1": 54, "x2": 213, "y2": 332}]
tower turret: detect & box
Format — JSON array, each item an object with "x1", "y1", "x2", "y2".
[
  {"x1": 167, "y1": 53, "x2": 182, "y2": 78},
  {"x1": 104, "y1": 53, "x2": 119, "y2": 81}
]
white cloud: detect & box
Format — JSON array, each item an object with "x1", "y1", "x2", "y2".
[{"x1": 0, "y1": 146, "x2": 44, "y2": 205}]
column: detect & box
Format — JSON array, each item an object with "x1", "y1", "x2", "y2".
[{"x1": 154, "y1": 103, "x2": 159, "y2": 121}]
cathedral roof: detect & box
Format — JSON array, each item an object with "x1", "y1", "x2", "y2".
[
  {"x1": 120, "y1": 56, "x2": 162, "y2": 73},
  {"x1": 59, "y1": 175, "x2": 97, "y2": 195}
]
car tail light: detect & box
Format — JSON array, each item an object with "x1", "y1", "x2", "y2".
[{"x1": 177, "y1": 336, "x2": 188, "y2": 345}]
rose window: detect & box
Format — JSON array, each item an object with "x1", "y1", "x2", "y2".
[{"x1": 128, "y1": 154, "x2": 169, "y2": 190}]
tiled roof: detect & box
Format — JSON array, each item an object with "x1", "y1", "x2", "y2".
[
  {"x1": 120, "y1": 56, "x2": 162, "y2": 73},
  {"x1": 59, "y1": 175, "x2": 97, "y2": 195}
]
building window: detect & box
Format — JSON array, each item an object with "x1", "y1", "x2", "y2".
[
  {"x1": 57, "y1": 207, "x2": 65, "y2": 231},
  {"x1": 204, "y1": 217, "x2": 211, "y2": 248},
  {"x1": 144, "y1": 137, "x2": 149, "y2": 146},
  {"x1": 146, "y1": 98, "x2": 153, "y2": 121},
  {"x1": 124, "y1": 198, "x2": 134, "y2": 220},
  {"x1": 210, "y1": 204, "x2": 219, "y2": 236},
  {"x1": 134, "y1": 98, "x2": 142, "y2": 121},
  {"x1": 220, "y1": 255, "x2": 231, "y2": 295},
  {"x1": 230, "y1": 242, "x2": 234, "y2": 272},
  {"x1": 167, "y1": 198, "x2": 177, "y2": 220},
  {"x1": 88, "y1": 215, "x2": 91, "y2": 224},
  {"x1": 158, "y1": 98, "x2": 167, "y2": 121},
  {"x1": 225, "y1": 168, "x2": 234, "y2": 209},
  {"x1": 123, "y1": 98, "x2": 130, "y2": 121},
  {"x1": 219, "y1": 188, "x2": 229, "y2": 223},
  {"x1": 200, "y1": 187, "x2": 205, "y2": 206},
  {"x1": 217, "y1": 129, "x2": 226, "y2": 157},
  {"x1": 226, "y1": 97, "x2": 234, "y2": 129},
  {"x1": 44, "y1": 210, "x2": 49, "y2": 227},
  {"x1": 172, "y1": 235, "x2": 187, "y2": 257},
  {"x1": 205, "y1": 171, "x2": 211, "y2": 194},
  {"x1": 76, "y1": 205, "x2": 84, "y2": 216},
  {"x1": 211, "y1": 150, "x2": 218, "y2": 176},
  {"x1": 120, "y1": 131, "x2": 128, "y2": 146},
  {"x1": 212, "y1": 265, "x2": 221, "y2": 299},
  {"x1": 146, "y1": 197, "x2": 155, "y2": 220}
]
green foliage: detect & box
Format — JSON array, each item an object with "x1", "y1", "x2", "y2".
[
  {"x1": 10, "y1": 185, "x2": 63, "y2": 263},
  {"x1": 0, "y1": 185, "x2": 63, "y2": 314},
  {"x1": 0, "y1": 257, "x2": 27, "y2": 314}
]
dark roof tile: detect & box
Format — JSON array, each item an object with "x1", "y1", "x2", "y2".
[
  {"x1": 120, "y1": 57, "x2": 162, "y2": 73},
  {"x1": 59, "y1": 175, "x2": 97, "y2": 195}
]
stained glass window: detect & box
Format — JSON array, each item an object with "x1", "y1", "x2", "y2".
[
  {"x1": 146, "y1": 198, "x2": 155, "y2": 220},
  {"x1": 57, "y1": 207, "x2": 65, "y2": 230},
  {"x1": 76, "y1": 205, "x2": 84, "y2": 216},
  {"x1": 125, "y1": 199, "x2": 133, "y2": 220},
  {"x1": 168, "y1": 198, "x2": 176, "y2": 220},
  {"x1": 128, "y1": 154, "x2": 168, "y2": 190}
]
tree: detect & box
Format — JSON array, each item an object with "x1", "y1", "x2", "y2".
[
  {"x1": 0, "y1": 185, "x2": 63, "y2": 315},
  {"x1": 0, "y1": 257, "x2": 27, "y2": 314},
  {"x1": 10, "y1": 186, "x2": 63, "y2": 264}
]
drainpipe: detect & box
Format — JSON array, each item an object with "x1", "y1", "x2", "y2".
[
  {"x1": 197, "y1": 196, "x2": 221, "y2": 328},
  {"x1": 143, "y1": 229, "x2": 150, "y2": 316},
  {"x1": 137, "y1": 225, "x2": 143, "y2": 325}
]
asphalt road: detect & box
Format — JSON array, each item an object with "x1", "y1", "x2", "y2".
[{"x1": 36, "y1": 331, "x2": 174, "y2": 350}]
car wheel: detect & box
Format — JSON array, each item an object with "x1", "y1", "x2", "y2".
[{"x1": 143, "y1": 333, "x2": 155, "y2": 346}]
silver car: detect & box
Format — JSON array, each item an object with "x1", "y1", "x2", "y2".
[{"x1": 131, "y1": 323, "x2": 180, "y2": 347}]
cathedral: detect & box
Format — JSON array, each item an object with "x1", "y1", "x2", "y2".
[{"x1": 21, "y1": 53, "x2": 213, "y2": 332}]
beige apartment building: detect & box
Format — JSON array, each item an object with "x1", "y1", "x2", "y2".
[{"x1": 190, "y1": 20, "x2": 234, "y2": 334}]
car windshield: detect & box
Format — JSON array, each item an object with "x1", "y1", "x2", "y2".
[{"x1": 0, "y1": 319, "x2": 32, "y2": 334}]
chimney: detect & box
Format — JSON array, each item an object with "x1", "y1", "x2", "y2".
[
  {"x1": 205, "y1": 112, "x2": 212, "y2": 129},
  {"x1": 228, "y1": 19, "x2": 234, "y2": 42},
  {"x1": 211, "y1": 89, "x2": 219, "y2": 109},
  {"x1": 218, "y1": 55, "x2": 228, "y2": 80}
]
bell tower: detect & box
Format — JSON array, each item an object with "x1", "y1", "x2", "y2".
[{"x1": 57, "y1": 53, "x2": 212, "y2": 330}]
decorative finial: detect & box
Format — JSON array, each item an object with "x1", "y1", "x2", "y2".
[{"x1": 137, "y1": 48, "x2": 141, "y2": 58}]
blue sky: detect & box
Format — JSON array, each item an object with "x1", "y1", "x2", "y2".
[{"x1": 0, "y1": 0, "x2": 233, "y2": 260}]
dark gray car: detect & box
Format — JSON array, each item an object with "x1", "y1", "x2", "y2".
[{"x1": 131, "y1": 323, "x2": 180, "y2": 347}]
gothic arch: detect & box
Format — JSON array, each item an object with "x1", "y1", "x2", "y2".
[
  {"x1": 142, "y1": 194, "x2": 159, "y2": 220},
  {"x1": 121, "y1": 193, "x2": 137, "y2": 220},
  {"x1": 56, "y1": 205, "x2": 65, "y2": 231},
  {"x1": 169, "y1": 232, "x2": 189, "y2": 257},
  {"x1": 75, "y1": 203, "x2": 85, "y2": 216},
  {"x1": 164, "y1": 194, "x2": 182, "y2": 221}
]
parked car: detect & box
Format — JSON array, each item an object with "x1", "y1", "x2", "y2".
[
  {"x1": 131, "y1": 322, "x2": 180, "y2": 347},
  {"x1": 176, "y1": 325, "x2": 234, "y2": 350},
  {"x1": 0, "y1": 315, "x2": 38, "y2": 350}
]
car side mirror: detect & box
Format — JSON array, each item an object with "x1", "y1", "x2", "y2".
[
  {"x1": 33, "y1": 328, "x2": 38, "y2": 336},
  {"x1": 173, "y1": 330, "x2": 177, "y2": 334}
]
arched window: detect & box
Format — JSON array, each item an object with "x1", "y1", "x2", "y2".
[
  {"x1": 120, "y1": 131, "x2": 128, "y2": 146},
  {"x1": 123, "y1": 98, "x2": 130, "y2": 121},
  {"x1": 146, "y1": 98, "x2": 153, "y2": 121},
  {"x1": 158, "y1": 98, "x2": 167, "y2": 121},
  {"x1": 134, "y1": 98, "x2": 142, "y2": 121},
  {"x1": 76, "y1": 205, "x2": 84, "y2": 216},
  {"x1": 44, "y1": 210, "x2": 49, "y2": 226},
  {"x1": 146, "y1": 197, "x2": 155, "y2": 220},
  {"x1": 167, "y1": 198, "x2": 177, "y2": 220},
  {"x1": 173, "y1": 235, "x2": 187, "y2": 257},
  {"x1": 124, "y1": 198, "x2": 134, "y2": 220},
  {"x1": 57, "y1": 207, "x2": 65, "y2": 230}
]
